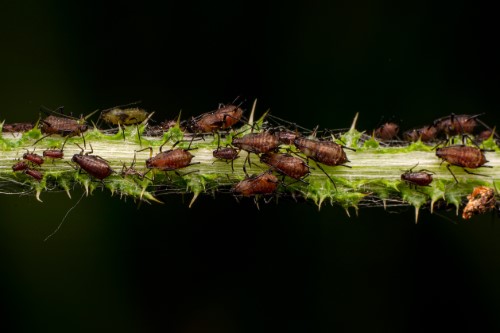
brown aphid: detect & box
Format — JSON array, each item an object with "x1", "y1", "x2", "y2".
[
  {"x1": 260, "y1": 153, "x2": 310, "y2": 180},
  {"x1": 374, "y1": 122, "x2": 400, "y2": 141},
  {"x1": 293, "y1": 137, "x2": 348, "y2": 167},
  {"x1": 403, "y1": 126, "x2": 438, "y2": 142},
  {"x1": 462, "y1": 186, "x2": 496, "y2": 220},
  {"x1": 2, "y1": 122, "x2": 33, "y2": 133},
  {"x1": 294, "y1": 137, "x2": 351, "y2": 189},
  {"x1": 232, "y1": 132, "x2": 280, "y2": 154},
  {"x1": 189, "y1": 104, "x2": 244, "y2": 133},
  {"x1": 433, "y1": 113, "x2": 481, "y2": 137},
  {"x1": 12, "y1": 161, "x2": 29, "y2": 172},
  {"x1": 40, "y1": 115, "x2": 89, "y2": 137},
  {"x1": 121, "y1": 153, "x2": 150, "y2": 180},
  {"x1": 23, "y1": 150, "x2": 44, "y2": 166},
  {"x1": 401, "y1": 164, "x2": 433, "y2": 187},
  {"x1": 435, "y1": 145, "x2": 490, "y2": 183},
  {"x1": 43, "y1": 149, "x2": 64, "y2": 160},
  {"x1": 233, "y1": 171, "x2": 279, "y2": 197},
  {"x1": 145, "y1": 148, "x2": 195, "y2": 171},
  {"x1": 25, "y1": 168, "x2": 43, "y2": 182},
  {"x1": 72, "y1": 145, "x2": 114, "y2": 180},
  {"x1": 213, "y1": 147, "x2": 240, "y2": 172}
]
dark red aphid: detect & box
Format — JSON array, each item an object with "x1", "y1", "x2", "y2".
[
  {"x1": 260, "y1": 153, "x2": 310, "y2": 180},
  {"x1": 12, "y1": 161, "x2": 29, "y2": 172},
  {"x1": 403, "y1": 126, "x2": 438, "y2": 143},
  {"x1": 43, "y1": 149, "x2": 64, "y2": 160},
  {"x1": 232, "y1": 132, "x2": 280, "y2": 154},
  {"x1": 23, "y1": 150, "x2": 44, "y2": 166},
  {"x1": 25, "y1": 168, "x2": 43, "y2": 182},
  {"x1": 2, "y1": 123, "x2": 33, "y2": 133},
  {"x1": 374, "y1": 122, "x2": 400, "y2": 141},
  {"x1": 71, "y1": 144, "x2": 114, "y2": 180},
  {"x1": 233, "y1": 170, "x2": 279, "y2": 197},
  {"x1": 475, "y1": 130, "x2": 494, "y2": 142},
  {"x1": 401, "y1": 164, "x2": 434, "y2": 187},
  {"x1": 435, "y1": 145, "x2": 490, "y2": 183},
  {"x1": 188, "y1": 104, "x2": 244, "y2": 133}
]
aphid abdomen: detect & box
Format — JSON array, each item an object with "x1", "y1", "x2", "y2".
[
  {"x1": 43, "y1": 149, "x2": 64, "y2": 159},
  {"x1": 436, "y1": 146, "x2": 487, "y2": 168},
  {"x1": 213, "y1": 147, "x2": 239, "y2": 160},
  {"x1": 101, "y1": 108, "x2": 149, "y2": 126},
  {"x1": 401, "y1": 172, "x2": 433, "y2": 186},
  {"x1": 72, "y1": 155, "x2": 114, "y2": 180},
  {"x1": 25, "y1": 169, "x2": 43, "y2": 181},
  {"x1": 216, "y1": 104, "x2": 243, "y2": 129},
  {"x1": 232, "y1": 133, "x2": 280, "y2": 154},
  {"x1": 146, "y1": 149, "x2": 194, "y2": 171},
  {"x1": 12, "y1": 161, "x2": 29, "y2": 172},
  {"x1": 233, "y1": 171, "x2": 278, "y2": 196},
  {"x1": 260, "y1": 153, "x2": 309, "y2": 179},
  {"x1": 23, "y1": 152, "x2": 45, "y2": 166}
]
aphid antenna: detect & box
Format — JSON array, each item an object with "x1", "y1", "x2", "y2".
[
  {"x1": 100, "y1": 101, "x2": 143, "y2": 113},
  {"x1": 314, "y1": 161, "x2": 337, "y2": 191},
  {"x1": 266, "y1": 114, "x2": 311, "y2": 133}
]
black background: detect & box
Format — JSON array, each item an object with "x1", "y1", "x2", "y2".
[{"x1": 1, "y1": 1, "x2": 500, "y2": 332}]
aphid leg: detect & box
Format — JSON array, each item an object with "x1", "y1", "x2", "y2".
[
  {"x1": 159, "y1": 135, "x2": 173, "y2": 152},
  {"x1": 462, "y1": 168, "x2": 491, "y2": 178},
  {"x1": 315, "y1": 162, "x2": 337, "y2": 190},
  {"x1": 135, "y1": 124, "x2": 143, "y2": 147},
  {"x1": 33, "y1": 133, "x2": 53, "y2": 146},
  {"x1": 136, "y1": 147, "x2": 153, "y2": 158},
  {"x1": 446, "y1": 164, "x2": 459, "y2": 183}
]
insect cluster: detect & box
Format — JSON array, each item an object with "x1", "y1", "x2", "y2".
[{"x1": 1, "y1": 100, "x2": 498, "y2": 219}]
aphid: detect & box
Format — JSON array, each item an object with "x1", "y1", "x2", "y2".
[
  {"x1": 260, "y1": 152, "x2": 310, "y2": 181},
  {"x1": 188, "y1": 103, "x2": 244, "y2": 133},
  {"x1": 121, "y1": 153, "x2": 151, "y2": 180},
  {"x1": 374, "y1": 122, "x2": 400, "y2": 141},
  {"x1": 2, "y1": 122, "x2": 33, "y2": 133},
  {"x1": 43, "y1": 149, "x2": 64, "y2": 160},
  {"x1": 12, "y1": 161, "x2": 29, "y2": 172},
  {"x1": 213, "y1": 147, "x2": 240, "y2": 172},
  {"x1": 233, "y1": 170, "x2": 279, "y2": 197},
  {"x1": 100, "y1": 103, "x2": 150, "y2": 144},
  {"x1": 433, "y1": 113, "x2": 482, "y2": 138},
  {"x1": 71, "y1": 144, "x2": 114, "y2": 180},
  {"x1": 35, "y1": 106, "x2": 98, "y2": 147},
  {"x1": 435, "y1": 145, "x2": 490, "y2": 183},
  {"x1": 403, "y1": 125, "x2": 438, "y2": 143},
  {"x1": 139, "y1": 139, "x2": 198, "y2": 174},
  {"x1": 293, "y1": 137, "x2": 351, "y2": 188},
  {"x1": 23, "y1": 149, "x2": 44, "y2": 166},
  {"x1": 462, "y1": 186, "x2": 496, "y2": 219},
  {"x1": 232, "y1": 132, "x2": 280, "y2": 154},
  {"x1": 25, "y1": 168, "x2": 43, "y2": 182},
  {"x1": 400, "y1": 164, "x2": 434, "y2": 187}
]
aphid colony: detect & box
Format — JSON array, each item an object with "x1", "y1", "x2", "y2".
[{"x1": 3, "y1": 102, "x2": 497, "y2": 202}]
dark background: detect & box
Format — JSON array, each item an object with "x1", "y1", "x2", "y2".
[{"x1": 1, "y1": 1, "x2": 500, "y2": 332}]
